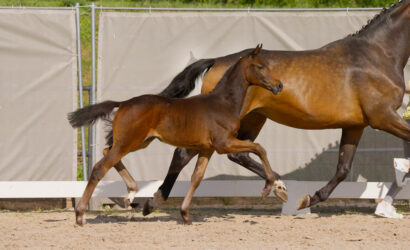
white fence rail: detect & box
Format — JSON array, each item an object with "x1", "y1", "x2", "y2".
[{"x1": 1, "y1": 180, "x2": 409, "y2": 214}]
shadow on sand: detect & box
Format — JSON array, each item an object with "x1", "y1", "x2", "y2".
[{"x1": 51, "y1": 204, "x2": 409, "y2": 225}]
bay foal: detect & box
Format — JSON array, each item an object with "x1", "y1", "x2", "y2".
[{"x1": 68, "y1": 45, "x2": 285, "y2": 225}]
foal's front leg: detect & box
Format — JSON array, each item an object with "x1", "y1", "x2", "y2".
[
  {"x1": 180, "y1": 150, "x2": 213, "y2": 225},
  {"x1": 217, "y1": 137, "x2": 287, "y2": 202}
]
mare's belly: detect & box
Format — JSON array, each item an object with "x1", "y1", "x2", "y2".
[{"x1": 245, "y1": 88, "x2": 366, "y2": 129}]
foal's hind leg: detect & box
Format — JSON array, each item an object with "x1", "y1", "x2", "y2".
[
  {"x1": 75, "y1": 147, "x2": 125, "y2": 226},
  {"x1": 180, "y1": 150, "x2": 213, "y2": 225},
  {"x1": 143, "y1": 148, "x2": 199, "y2": 216},
  {"x1": 103, "y1": 148, "x2": 138, "y2": 207},
  {"x1": 298, "y1": 127, "x2": 364, "y2": 209}
]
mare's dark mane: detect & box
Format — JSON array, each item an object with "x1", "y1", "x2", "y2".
[{"x1": 350, "y1": 0, "x2": 406, "y2": 37}]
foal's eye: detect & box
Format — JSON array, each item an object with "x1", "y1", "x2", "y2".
[{"x1": 257, "y1": 65, "x2": 264, "y2": 70}]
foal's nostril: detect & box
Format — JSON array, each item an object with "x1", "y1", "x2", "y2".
[{"x1": 278, "y1": 82, "x2": 283, "y2": 91}]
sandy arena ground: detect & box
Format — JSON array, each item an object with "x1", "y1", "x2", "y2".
[{"x1": 0, "y1": 206, "x2": 409, "y2": 249}]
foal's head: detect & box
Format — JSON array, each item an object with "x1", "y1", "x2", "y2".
[{"x1": 244, "y1": 44, "x2": 283, "y2": 95}]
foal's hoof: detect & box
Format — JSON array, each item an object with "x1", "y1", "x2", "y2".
[
  {"x1": 297, "y1": 194, "x2": 311, "y2": 210},
  {"x1": 180, "y1": 210, "x2": 192, "y2": 225},
  {"x1": 124, "y1": 191, "x2": 137, "y2": 208},
  {"x1": 183, "y1": 219, "x2": 193, "y2": 225},
  {"x1": 274, "y1": 188, "x2": 288, "y2": 203},
  {"x1": 75, "y1": 212, "x2": 85, "y2": 226},
  {"x1": 273, "y1": 180, "x2": 288, "y2": 202}
]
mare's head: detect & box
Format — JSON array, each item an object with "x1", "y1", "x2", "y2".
[{"x1": 244, "y1": 44, "x2": 283, "y2": 95}]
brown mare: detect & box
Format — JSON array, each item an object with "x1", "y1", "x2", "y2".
[
  {"x1": 68, "y1": 45, "x2": 286, "y2": 226},
  {"x1": 138, "y1": 0, "x2": 410, "y2": 213}
]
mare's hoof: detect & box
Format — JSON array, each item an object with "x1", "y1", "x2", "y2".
[
  {"x1": 297, "y1": 194, "x2": 311, "y2": 210},
  {"x1": 274, "y1": 188, "x2": 288, "y2": 203},
  {"x1": 142, "y1": 199, "x2": 154, "y2": 216},
  {"x1": 143, "y1": 190, "x2": 164, "y2": 216}
]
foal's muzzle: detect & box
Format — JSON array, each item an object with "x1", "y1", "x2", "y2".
[{"x1": 270, "y1": 82, "x2": 283, "y2": 95}]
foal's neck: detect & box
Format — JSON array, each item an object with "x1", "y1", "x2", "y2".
[{"x1": 211, "y1": 60, "x2": 251, "y2": 116}]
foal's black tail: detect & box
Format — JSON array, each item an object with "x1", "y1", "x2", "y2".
[
  {"x1": 68, "y1": 100, "x2": 121, "y2": 128},
  {"x1": 159, "y1": 58, "x2": 215, "y2": 98}
]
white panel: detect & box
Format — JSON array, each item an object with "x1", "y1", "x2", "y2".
[
  {"x1": 0, "y1": 9, "x2": 77, "y2": 180},
  {"x1": 97, "y1": 11, "x2": 381, "y2": 181}
]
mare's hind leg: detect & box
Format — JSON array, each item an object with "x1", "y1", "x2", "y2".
[
  {"x1": 75, "y1": 147, "x2": 126, "y2": 226},
  {"x1": 143, "y1": 148, "x2": 199, "y2": 216},
  {"x1": 103, "y1": 148, "x2": 138, "y2": 207},
  {"x1": 180, "y1": 150, "x2": 213, "y2": 225},
  {"x1": 369, "y1": 109, "x2": 410, "y2": 141},
  {"x1": 298, "y1": 127, "x2": 364, "y2": 209}
]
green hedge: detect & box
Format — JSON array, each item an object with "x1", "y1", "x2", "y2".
[
  {"x1": 172, "y1": 0, "x2": 397, "y2": 8},
  {"x1": 0, "y1": 0, "x2": 399, "y2": 8}
]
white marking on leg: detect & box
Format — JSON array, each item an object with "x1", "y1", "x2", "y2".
[
  {"x1": 274, "y1": 180, "x2": 287, "y2": 190},
  {"x1": 127, "y1": 191, "x2": 137, "y2": 203}
]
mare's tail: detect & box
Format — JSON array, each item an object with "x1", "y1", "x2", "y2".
[
  {"x1": 159, "y1": 58, "x2": 215, "y2": 98},
  {"x1": 68, "y1": 100, "x2": 121, "y2": 128}
]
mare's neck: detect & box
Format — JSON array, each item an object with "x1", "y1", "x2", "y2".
[
  {"x1": 210, "y1": 60, "x2": 250, "y2": 116},
  {"x1": 358, "y1": 1, "x2": 410, "y2": 69}
]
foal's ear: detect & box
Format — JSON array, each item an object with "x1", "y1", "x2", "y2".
[{"x1": 250, "y1": 44, "x2": 263, "y2": 58}]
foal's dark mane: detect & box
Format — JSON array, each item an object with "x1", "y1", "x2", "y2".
[
  {"x1": 350, "y1": 0, "x2": 407, "y2": 37},
  {"x1": 210, "y1": 57, "x2": 244, "y2": 93}
]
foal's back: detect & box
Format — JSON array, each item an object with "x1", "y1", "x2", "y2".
[{"x1": 115, "y1": 93, "x2": 238, "y2": 150}]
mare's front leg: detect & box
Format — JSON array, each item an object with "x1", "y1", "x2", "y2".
[
  {"x1": 143, "y1": 148, "x2": 199, "y2": 216},
  {"x1": 216, "y1": 137, "x2": 286, "y2": 201},
  {"x1": 103, "y1": 148, "x2": 138, "y2": 207},
  {"x1": 180, "y1": 150, "x2": 213, "y2": 225},
  {"x1": 298, "y1": 127, "x2": 364, "y2": 209}
]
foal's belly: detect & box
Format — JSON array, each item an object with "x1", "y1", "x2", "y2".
[{"x1": 153, "y1": 119, "x2": 214, "y2": 150}]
